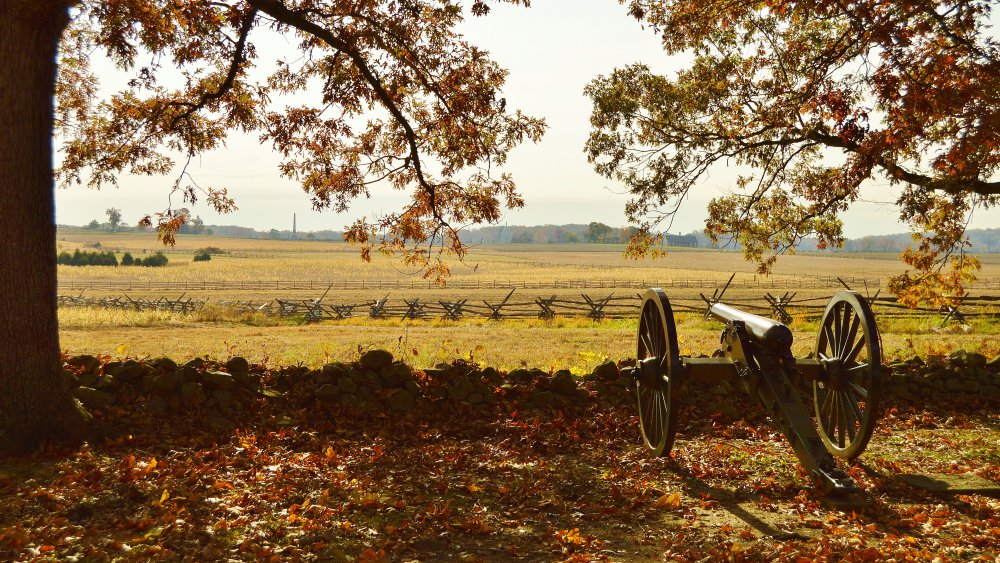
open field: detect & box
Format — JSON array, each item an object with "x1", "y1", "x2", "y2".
[
  {"x1": 56, "y1": 229, "x2": 1000, "y2": 369},
  {"x1": 55, "y1": 229, "x2": 1000, "y2": 294},
  {"x1": 58, "y1": 310, "x2": 1000, "y2": 371}
]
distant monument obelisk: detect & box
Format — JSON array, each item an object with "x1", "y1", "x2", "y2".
[{"x1": 292, "y1": 213, "x2": 297, "y2": 240}]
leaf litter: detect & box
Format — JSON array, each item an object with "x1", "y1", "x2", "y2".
[{"x1": 0, "y1": 369, "x2": 998, "y2": 561}]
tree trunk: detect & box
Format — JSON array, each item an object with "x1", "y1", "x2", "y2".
[{"x1": 0, "y1": 0, "x2": 91, "y2": 451}]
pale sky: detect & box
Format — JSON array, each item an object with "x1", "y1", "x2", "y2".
[{"x1": 54, "y1": 0, "x2": 1000, "y2": 237}]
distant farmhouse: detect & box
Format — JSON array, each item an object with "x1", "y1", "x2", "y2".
[{"x1": 663, "y1": 233, "x2": 698, "y2": 248}]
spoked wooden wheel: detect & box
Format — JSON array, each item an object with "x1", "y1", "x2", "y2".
[
  {"x1": 636, "y1": 288, "x2": 682, "y2": 457},
  {"x1": 814, "y1": 291, "x2": 883, "y2": 459}
]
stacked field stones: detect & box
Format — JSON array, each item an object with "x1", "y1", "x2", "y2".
[
  {"x1": 886, "y1": 351, "x2": 1000, "y2": 401},
  {"x1": 61, "y1": 349, "x2": 1000, "y2": 417},
  {"x1": 63, "y1": 354, "x2": 263, "y2": 413},
  {"x1": 307, "y1": 349, "x2": 425, "y2": 413},
  {"x1": 582, "y1": 360, "x2": 634, "y2": 407}
]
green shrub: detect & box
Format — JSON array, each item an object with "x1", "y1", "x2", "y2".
[
  {"x1": 139, "y1": 252, "x2": 169, "y2": 267},
  {"x1": 121, "y1": 252, "x2": 134, "y2": 266},
  {"x1": 193, "y1": 252, "x2": 212, "y2": 262},
  {"x1": 57, "y1": 249, "x2": 117, "y2": 267}
]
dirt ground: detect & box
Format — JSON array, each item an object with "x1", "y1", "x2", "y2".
[{"x1": 1, "y1": 385, "x2": 997, "y2": 561}]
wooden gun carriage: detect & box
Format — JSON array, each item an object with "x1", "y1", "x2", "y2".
[{"x1": 629, "y1": 288, "x2": 882, "y2": 503}]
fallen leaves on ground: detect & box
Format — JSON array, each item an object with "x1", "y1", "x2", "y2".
[{"x1": 1, "y1": 368, "x2": 998, "y2": 561}]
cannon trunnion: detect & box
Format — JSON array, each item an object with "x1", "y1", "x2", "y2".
[{"x1": 631, "y1": 289, "x2": 883, "y2": 505}]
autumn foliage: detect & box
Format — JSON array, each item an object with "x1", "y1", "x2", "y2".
[
  {"x1": 55, "y1": 0, "x2": 544, "y2": 279},
  {"x1": 587, "y1": 0, "x2": 1000, "y2": 306}
]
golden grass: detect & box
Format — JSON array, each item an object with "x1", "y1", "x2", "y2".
[
  {"x1": 56, "y1": 230, "x2": 1000, "y2": 293},
  {"x1": 57, "y1": 304, "x2": 279, "y2": 328},
  {"x1": 55, "y1": 230, "x2": 1000, "y2": 369},
  {"x1": 58, "y1": 309, "x2": 1000, "y2": 371}
]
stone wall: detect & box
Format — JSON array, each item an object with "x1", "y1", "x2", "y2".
[{"x1": 62, "y1": 349, "x2": 1000, "y2": 419}]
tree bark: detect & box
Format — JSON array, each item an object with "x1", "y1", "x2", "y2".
[{"x1": 0, "y1": 0, "x2": 91, "y2": 451}]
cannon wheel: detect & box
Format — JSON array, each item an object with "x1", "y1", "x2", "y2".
[
  {"x1": 636, "y1": 288, "x2": 682, "y2": 457},
  {"x1": 814, "y1": 291, "x2": 883, "y2": 459}
]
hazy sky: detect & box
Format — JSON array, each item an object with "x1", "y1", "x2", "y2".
[{"x1": 54, "y1": 1, "x2": 1000, "y2": 237}]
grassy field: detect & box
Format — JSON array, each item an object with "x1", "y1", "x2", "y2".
[
  {"x1": 58, "y1": 309, "x2": 1000, "y2": 371},
  {"x1": 55, "y1": 229, "x2": 1000, "y2": 369},
  {"x1": 55, "y1": 229, "x2": 1000, "y2": 291}
]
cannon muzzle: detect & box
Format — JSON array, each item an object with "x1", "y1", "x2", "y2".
[{"x1": 709, "y1": 302, "x2": 793, "y2": 352}]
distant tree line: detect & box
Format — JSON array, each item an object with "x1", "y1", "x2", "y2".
[
  {"x1": 461, "y1": 222, "x2": 699, "y2": 246},
  {"x1": 841, "y1": 229, "x2": 1000, "y2": 254},
  {"x1": 68, "y1": 218, "x2": 1000, "y2": 253},
  {"x1": 701, "y1": 228, "x2": 1000, "y2": 254},
  {"x1": 169, "y1": 224, "x2": 345, "y2": 240},
  {"x1": 57, "y1": 249, "x2": 119, "y2": 266},
  {"x1": 123, "y1": 252, "x2": 169, "y2": 267},
  {"x1": 57, "y1": 250, "x2": 169, "y2": 267},
  {"x1": 82, "y1": 207, "x2": 212, "y2": 235}
]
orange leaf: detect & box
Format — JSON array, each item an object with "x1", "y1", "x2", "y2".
[{"x1": 654, "y1": 492, "x2": 681, "y2": 509}]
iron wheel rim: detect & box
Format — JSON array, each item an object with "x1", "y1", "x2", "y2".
[
  {"x1": 636, "y1": 288, "x2": 681, "y2": 457},
  {"x1": 814, "y1": 291, "x2": 882, "y2": 459}
]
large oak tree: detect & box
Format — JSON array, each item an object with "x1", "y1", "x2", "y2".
[
  {"x1": 586, "y1": 0, "x2": 999, "y2": 306},
  {"x1": 0, "y1": 0, "x2": 542, "y2": 450}
]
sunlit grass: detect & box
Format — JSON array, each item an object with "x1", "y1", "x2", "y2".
[
  {"x1": 58, "y1": 304, "x2": 279, "y2": 328},
  {"x1": 57, "y1": 230, "x2": 1000, "y2": 288},
  {"x1": 58, "y1": 304, "x2": 1000, "y2": 371},
  {"x1": 54, "y1": 230, "x2": 1000, "y2": 370},
  {"x1": 58, "y1": 307, "x2": 195, "y2": 328}
]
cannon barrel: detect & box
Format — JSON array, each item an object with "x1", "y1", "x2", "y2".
[{"x1": 709, "y1": 302, "x2": 793, "y2": 352}]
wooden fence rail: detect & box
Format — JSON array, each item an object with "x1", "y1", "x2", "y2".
[
  {"x1": 58, "y1": 290, "x2": 999, "y2": 324},
  {"x1": 58, "y1": 294, "x2": 207, "y2": 313}
]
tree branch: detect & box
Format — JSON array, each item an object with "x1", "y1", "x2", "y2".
[
  {"x1": 921, "y1": 4, "x2": 998, "y2": 65},
  {"x1": 248, "y1": 0, "x2": 447, "y2": 226},
  {"x1": 803, "y1": 129, "x2": 1000, "y2": 196},
  {"x1": 168, "y1": 7, "x2": 258, "y2": 129}
]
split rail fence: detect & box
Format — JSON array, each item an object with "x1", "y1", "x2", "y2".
[
  {"x1": 58, "y1": 288, "x2": 1000, "y2": 325},
  {"x1": 57, "y1": 293, "x2": 207, "y2": 314}
]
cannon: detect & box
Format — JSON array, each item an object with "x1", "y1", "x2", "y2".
[{"x1": 630, "y1": 288, "x2": 882, "y2": 503}]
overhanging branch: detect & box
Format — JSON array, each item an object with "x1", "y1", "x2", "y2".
[
  {"x1": 169, "y1": 7, "x2": 258, "y2": 129},
  {"x1": 248, "y1": 0, "x2": 448, "y2": 227},
  {"x1": 803, "y1": 129, "x2": 1000, "y2": 196}
]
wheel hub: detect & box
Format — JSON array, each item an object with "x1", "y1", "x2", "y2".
[
  {"x1": 821, "y1": 358, "x2": 846, "y2": 391},
  {"x1": 638, "y1": 357, "x2": 663, "y2": 388}
]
